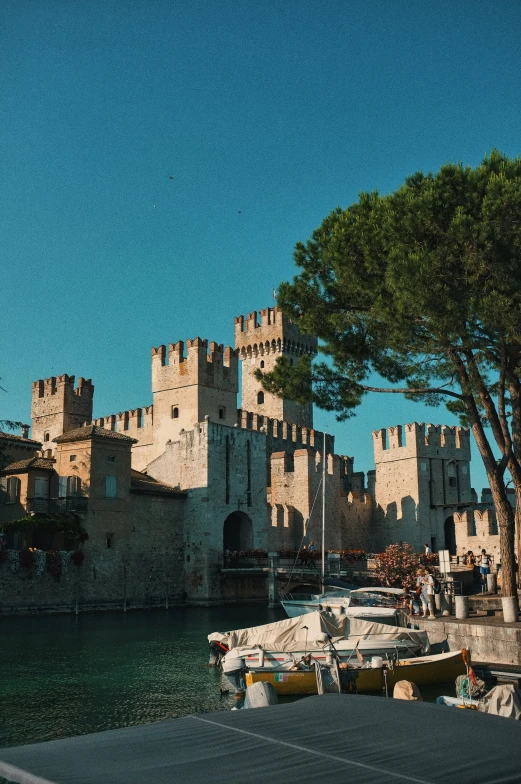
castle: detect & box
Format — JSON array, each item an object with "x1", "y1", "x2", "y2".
[{"x1": 0, "y1": 305, "x2": 501, "y2": 611}]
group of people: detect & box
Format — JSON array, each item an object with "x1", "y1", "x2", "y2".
[
  {"x1": 400, "y1": 567, "x2": 437, "y2": 618},
  {"x1": 463, "y1": 549, "x2": 493, "y2": 589},
  {"x1": 299, "y1": 541, "x2": 316, "y2": 567}
]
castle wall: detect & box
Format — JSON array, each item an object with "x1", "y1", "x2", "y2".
[
  {"x1": 268, "y1": 448, "x2": 374, "y2": 552},
  {"x1": 146, "y1": 420, "x2": 268, "y2": 604},
  {"x1": 454, "y1": 510, "x2": 503, "y2": 564}
]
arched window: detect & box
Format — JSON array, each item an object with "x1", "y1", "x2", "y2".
[
  {"x1": 260, "y1": 360, "x2": 265, "y2": 368},
  {"x1": 257, "y1": 391, "x2": 264, "y2": 405},
  {"x1": 219, "y1": 407, "x2": 225, "y2": 419},
  {"x1": 44, "y1": 432, "x2": 50, "y2": 442},
  {"x1": 172, "y1": 406, "x2": 179, "y2": 419}
]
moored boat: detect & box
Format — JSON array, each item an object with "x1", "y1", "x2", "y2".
[
  {"x1": 210, "y1": 609, "x2": 431, "y2": 693},
  {"x1": 244, "y1": 649, "x2": 466, "y2": 695}
]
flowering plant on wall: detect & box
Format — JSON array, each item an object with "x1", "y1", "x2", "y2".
[
  {"x1": 7, "y1": 550, "x2": 20, "y2": 573},
  {"x1": 34, "y1": 550, "x2": 46, "y2": 577},
  {"x1": 46, "y1": 550, "x2": 62, "y2": 581},
  {"x1": 376, "y1": 543, "x2": 418, "y2": 589}
]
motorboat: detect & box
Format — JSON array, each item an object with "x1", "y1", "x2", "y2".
[
  {"x1": 245, "y1": 649, "x2": 465, "y2": 696},
  {"x1": 209, "y1": 610, "x2": 430, "y2": 694},
  {"x1": 280, "y1": 578, "x2": 405, "y2": 623}
]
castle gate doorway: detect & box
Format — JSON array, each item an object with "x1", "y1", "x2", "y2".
[
  {"x1": 444, "y1": 515, "x2": 456, "y2": 555},
  {"x1": 223, "y1": 511, "x2": 253, "y2": 552}
]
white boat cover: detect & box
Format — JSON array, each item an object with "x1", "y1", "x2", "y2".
[
  {"x1": 209, "y1": 610, "x2": 429, "y2": 652},
  {"x1": 2, "y1": 694, "x2": 521, "y2": 784},
  {"x1": 479, "y1": 685, "x2": 521, "y2": 719}
]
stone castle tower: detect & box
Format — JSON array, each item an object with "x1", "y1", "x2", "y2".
[
  {"x1": 31, "y1": 375, "x2": 94, "y2": 453},
  {"x1": 150, "y1": 339, "x2": 238, "y2": 459},
  {"x1": 372, "y1": 422, "x2": 472, "y2": 552},
  {"x1": 234, "y1": 307, "x2": 317, "y2": 427}
]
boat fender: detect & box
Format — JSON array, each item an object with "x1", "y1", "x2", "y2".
[{"x1": 257, "y1": 647, "x2": 265, "y2": 668}]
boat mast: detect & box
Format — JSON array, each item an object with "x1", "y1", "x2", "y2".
[{"x1": 321, "y1": 431, "x2": 326, "y2": 590}]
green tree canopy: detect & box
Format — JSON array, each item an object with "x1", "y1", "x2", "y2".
[{"x1": 259, "y1": 151, "x2": 521, "y2": 599}]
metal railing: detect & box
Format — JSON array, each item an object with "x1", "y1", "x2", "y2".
[{"x1": 26, "y1": 497, "x2": 88, "y2": 513}]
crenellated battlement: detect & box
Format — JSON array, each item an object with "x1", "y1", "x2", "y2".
[
  {"x1": 372, "y1": 422, "x2": 471, "y2": 462},
  {"x1": 236, "y1": 408, "x2": 334, "y2": 453},
  {"x1": 234, "y1": 307, "x2": 317, "y2": 357},
  {"x1": 152, "y1": 338, "x2": 238, "y2": 394},
  {"x1": 32, "y1": 374, "x2": 94, "y2": 401},
  {"x1": 93, "y1": 405, "x2": 154, "y2": 435},
  {"x1": 31, "y1": 374, "x2": 95, "y2": 448}
]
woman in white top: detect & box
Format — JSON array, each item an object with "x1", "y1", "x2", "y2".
[
  {"x1": 479, "y1": 550, "x2": 491, "y2": 589},
  {"x1": 422, "y1": 567, "x2": 436, "y2": 619}
]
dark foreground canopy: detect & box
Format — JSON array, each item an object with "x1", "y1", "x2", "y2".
[{"x1": 2, "y1": 694, "x2": 521, "y2": 784}]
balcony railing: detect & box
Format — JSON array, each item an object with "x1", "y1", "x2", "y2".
[{"x1": 26, "y1": 497, "x2": 88, "y2": 513}]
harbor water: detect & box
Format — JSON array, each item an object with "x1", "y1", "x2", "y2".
[{"x1": 1, "y1": 606, "x2": 454, "y2": 748}]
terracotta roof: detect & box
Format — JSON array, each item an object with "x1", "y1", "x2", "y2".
[
  {"x1": 2, "y1": 457, "x2": 56, "y2": 473},
  {"x1": 130, "y1": 469, "x2": 186, "y2": 497},
  {"x1": 0, "y1": 431, "x2": 41, "y2": 446},
  {"x1": 54, "y1": 426, "x2": 138, "y2": 444}
]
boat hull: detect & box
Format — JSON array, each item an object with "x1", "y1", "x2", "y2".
[
  {"x1": 244, "y1": 651, "x2": 466, "y2": 695},
  {"x1": 281, "y1": 600, "x2": 400, "y2": 625}
]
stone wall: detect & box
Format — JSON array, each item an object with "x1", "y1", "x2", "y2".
[
  {"x1": 454, "y1": 509, "x2": 502, "y2": 563},
  {"x1": 372, "y1": 423, "x2": 472, "y2": 551},
  {"x1": 415, "y1": 617, "x2": 521, "y2": 666}
]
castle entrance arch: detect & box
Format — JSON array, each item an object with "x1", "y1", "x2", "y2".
[
  {"x1": 444, "y1": 515, "x2": 456, "y2": 555},
  {"x1": 223, "y1": 511, "x2": 253, "y2": 552}
]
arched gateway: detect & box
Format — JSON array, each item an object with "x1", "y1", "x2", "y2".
[
  {"x1": 444, "y1": 515, "x2": 456, "y2": 554},
  {"x1": 223, "y1": 511, "x2": 253, "y2": 552}
]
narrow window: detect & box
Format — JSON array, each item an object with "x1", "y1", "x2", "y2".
[
  {"x1": 172, "y1": 406, "x2": 179, "y2": 419},
  {"x1": 107, "y1": 456, "x2": 115, "y2": 463},
  {"x1": 257, "y1": 391, "x2": 264, "y2": 405},
  {"x1": 70, "y1": 454, "x2": 76, "y2": 463},
  {"x1": 246, "y1": 440, "x2": 252, "y2": 507},
  {"x1": 219, "y1": 407, "x2": 225, "y2": 420},
  {"x1": 106, "y1": 533, "x2": 114, "y2": 549},
  {"x1": 137, "y1": 411, "x2": 143, "y2": 428},
  {"x1": 225, "y1": 435, "x2": 230, "y2": 504},
  {"x1": 124, "y1": 418, "x2": 129, "y2": 431},
  {"x1": 44, "y1": 432, "x2": 50, "y2": 442},
  {"x1": 105, "y1": 475, "x2": 117, "y2": 498},
  {"x1": 6, "y1": 477, "x2": 20, "y2": 503},
  {"x1": 260, "y1": 360, "x2": 265, "y2": 368},
  {"x1": 285, "y1": 453, "x2": 295, "y2": 472}
]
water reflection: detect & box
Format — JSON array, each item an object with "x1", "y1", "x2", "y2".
[{"x1": 0, "y1": 606, "x2": 283, "y2": 748}]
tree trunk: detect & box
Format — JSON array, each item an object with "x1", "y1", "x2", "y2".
[{"x1": 488, "y1": 473, "x2": 517, "y2": 598}]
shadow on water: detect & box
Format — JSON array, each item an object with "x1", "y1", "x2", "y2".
[{"x1": 1, "y1": 606, "x2": 457, "y2": 748}]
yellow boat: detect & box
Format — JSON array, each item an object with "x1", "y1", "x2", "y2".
[{"x1": 244, "y1": 649, "x2": 465, "y2": 695}]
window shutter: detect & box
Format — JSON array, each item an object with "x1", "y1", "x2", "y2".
[
  {"x1": 105, "y1": 475, "x2": 117, "y2": 498},
  {"x1": 59, "y1": 476, "x2": 68, "y2": 498},
  {"x1": 67, "y1": 475, "x2": 81, "y2": 496}
]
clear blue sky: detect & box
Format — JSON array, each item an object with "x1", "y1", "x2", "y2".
[{"x1": 2, "y1": 0, "x2": 520, "y2": 493}]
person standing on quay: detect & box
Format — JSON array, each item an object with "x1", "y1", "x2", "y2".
[{"x1": 479, "y1": 549, "x2": 491, "y2": 591}]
